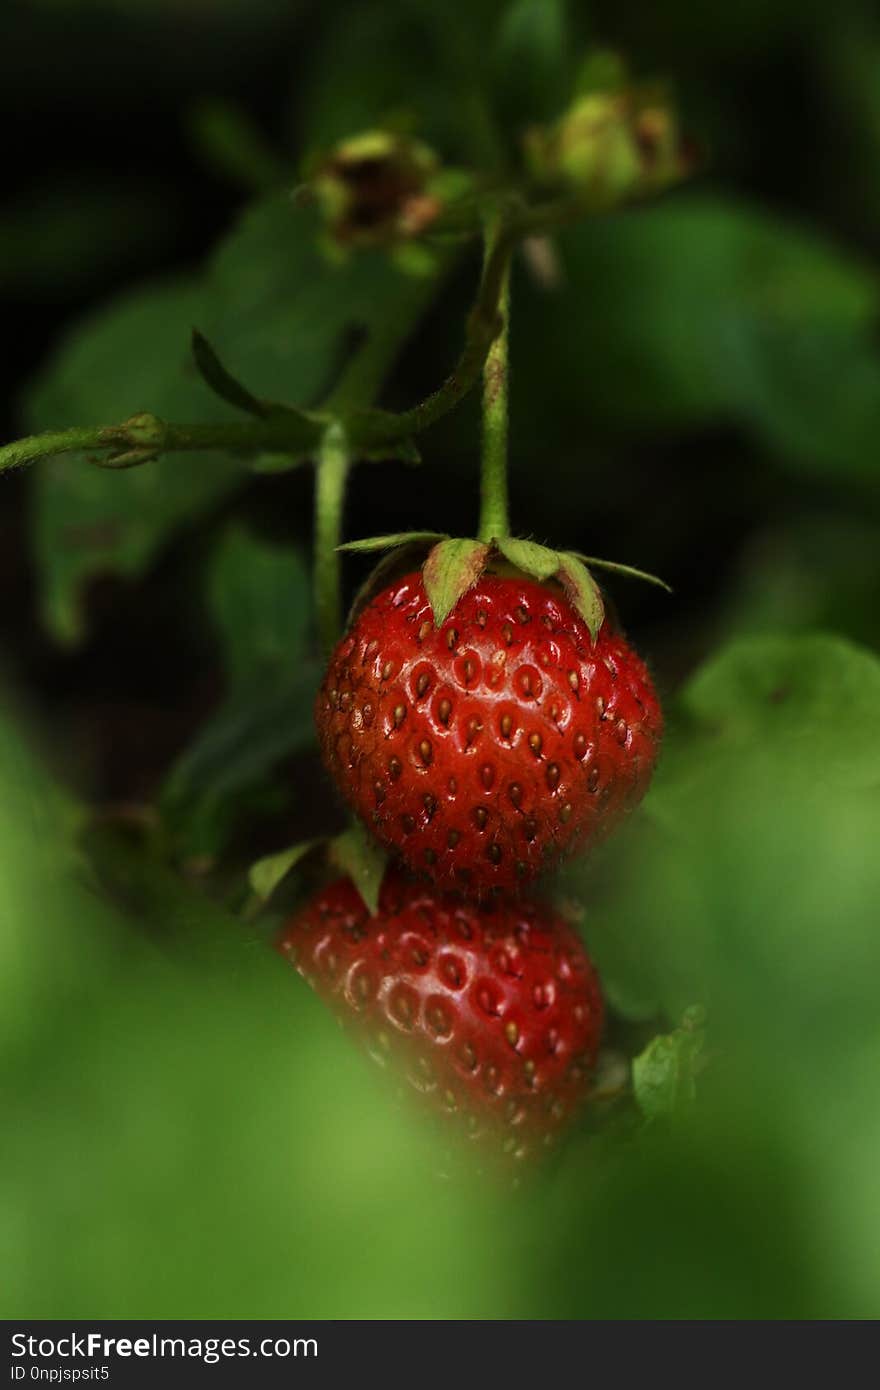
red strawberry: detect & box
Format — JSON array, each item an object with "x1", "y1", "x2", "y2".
[
  {"x1": 315, "y1": 570, "x2": 662, "y2": 894},
  {"x1": 277, "y1": 871, "x2": 604, "y2": 1163}
]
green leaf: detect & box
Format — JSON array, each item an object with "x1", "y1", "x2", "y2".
[
  {"x1": 495, "y1": 536, "x2": 560, "y2": 581},
  {"x1": 26, "y1": 192, "x2": 441, "y2": 640},
  {"x1": 161, "y1": 687, "x2": 317, "y2": 860},
  {"x1": 575, "y1": 555, "x2": 673, "y2": 592},
  {"x1": 160, "y1": 528, "x2": 319, "y2": 857},
  {"x1": 674, "y1": 633, "x2": 880, "y2": 791},
  {"x1": 300, "y1": 0, "x2": 491, "y2": 157},
  {"x1": 27, "y1": 276, "x2": 244, "y2": 642},
  {"x1": 338, "y1": 531, "x2": 446, "y2": 554},
  {"x1": 191, "y1": 328, "x2": 268, "y2": 418},
  {"x1": 207, "y1": 527, "x2": 311, "y2": 691},
  {"x1": 201, "y1": 195, "x2": 444, "y2": 407},
  {"x1": 560, "y1": 634, "x2": 880, "y2": 1030},
  {"x1": 521, "y1": 194, "x2": 880, "y2": 479},
  {"x1": 0, "y1": 700, "x2": 163, "y2": 1072},
  {"x1": 423, "y1": 537, "x2": 491, "y2": 626},
  {"x1": 632, "y1": 1008, "x2": 706, "y2": 1122},
  {"x1": 329, "y1": 825, "x2": 388, "y2": 916},
  {"x1": 249, "y1": 840, "x2": 324, "y2": 904},
  {"x1": 4, "y1": 829, "x2": 502, "y2": 1319},
  {"x1": 555, "y1": 553, "x2": 605, "y2": 639},
  {"x1": 717, "y1": 515, "x2": 880, "y2": 651}
]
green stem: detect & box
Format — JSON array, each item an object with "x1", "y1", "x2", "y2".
[
  {"x1": 355, "y1": 219, "x2": 515, "y2": 446},
  {"x1": 0, "y1": 425, "x2": 113, "y2": 472},
  {"x1": 478, "y1": 218, "x2": 512, "y2": 542},
  {"x1": 0, "y1": 212, "x2": 526, "y2": 479},
  {"x1": 314, "y1": 422, "x2": 351, "y2": 655},
  {"x1": 0, "y1": 415, "x2": 319, "y2": 475}
]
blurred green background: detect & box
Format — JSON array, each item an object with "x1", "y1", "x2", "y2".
[{"x1": 2, "y1": 0, "x2": 880, "y2": 1319}]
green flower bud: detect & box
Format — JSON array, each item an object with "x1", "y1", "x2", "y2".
[{"x1": 525, "y1": 61, "x2": 689, "y2": 207}]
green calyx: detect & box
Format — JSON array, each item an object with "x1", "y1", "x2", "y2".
[
  {"x1": 424, "y1": 537, "x2": 493, "y2": 626},
  {"x1": 248, "y1": 822, "x2": 389, "y2": 916},
  {"x1": 338, "y1": 531, "x2": 670, "y2": 642},
  {"x1": 248, "y1": 839, "x2": 325, "y2": 905}
]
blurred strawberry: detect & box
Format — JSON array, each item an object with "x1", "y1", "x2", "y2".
[{"x1": 278, "y1": 870, "x2": 604, "y2": 1164}]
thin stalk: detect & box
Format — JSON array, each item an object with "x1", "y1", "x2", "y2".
[
  {"x1": 355, "y1": 219, "x2": 515, "y2": 446},
  {"x1": 314, "y1": 422, "x2": 351, "y2": 655},
  {"x1": 0, "y1": 416, "x2": 319, "y2": 475},
  {"x1": 477, "y1": 218, "x2": 512, "y2": 542},
  {"x1": 0, "y1": 425, "x2": 120, "y2": 472}
]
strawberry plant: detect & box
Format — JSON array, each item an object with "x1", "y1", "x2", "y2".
[{"x1": 3, "y1": 0, "x2": 880, "y2": 1322}]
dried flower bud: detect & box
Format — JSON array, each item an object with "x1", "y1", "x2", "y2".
[{"x1": 309, "y1": 131, "x2": 447, "y2": 248}]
